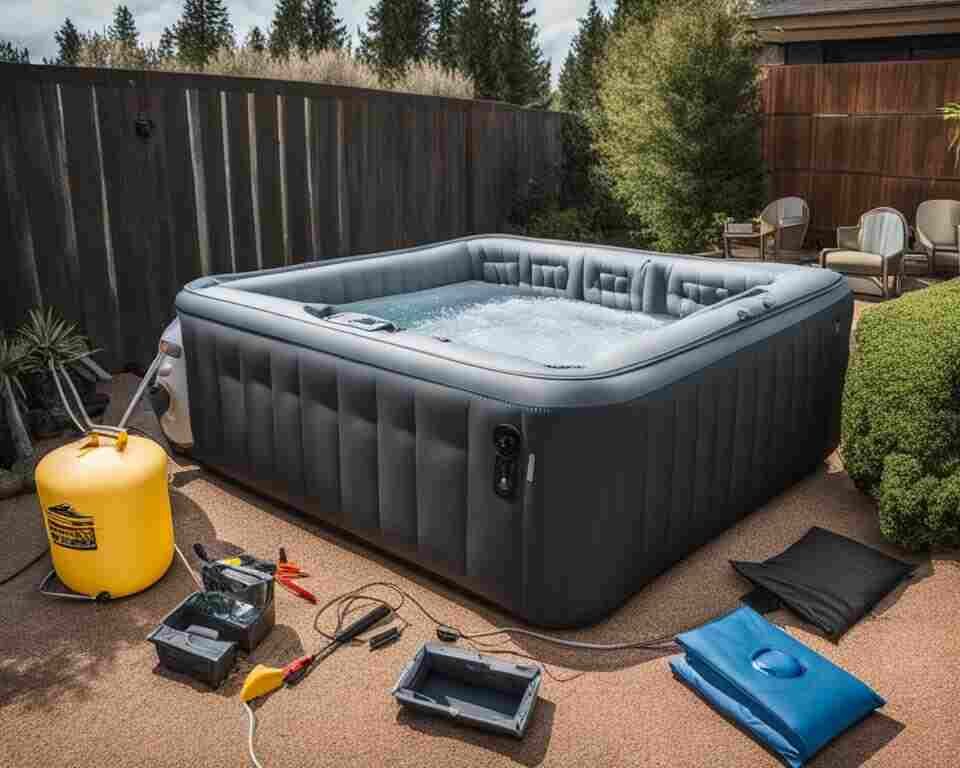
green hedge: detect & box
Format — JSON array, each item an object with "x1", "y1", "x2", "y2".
[{"x1": 842, "y1": 280, "x2": 960, "y2": 550}]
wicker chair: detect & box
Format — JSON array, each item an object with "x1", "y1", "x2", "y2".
[
  {"x1": 759, "y1": 196, "x2": 810, "y2": 258},
  {"x1": 820, "y1": 207, "x2": 909, "y2": 299},
  {"x1": 916, "y1": 199, "x2": 960, "y2": 275}
]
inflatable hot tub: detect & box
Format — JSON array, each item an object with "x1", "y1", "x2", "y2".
[{"x1": 166, "y1": 235, "x2": 852, "y2": 627}]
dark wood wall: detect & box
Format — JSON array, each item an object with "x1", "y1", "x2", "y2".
[
  {"x1": 761, "y1": 60, "x2": 960, "y2": 261},
  {"x1": 0, "y1": 64, "x2": 563, "y2": 370}
]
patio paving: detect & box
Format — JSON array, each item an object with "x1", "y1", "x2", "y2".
[{"x1": 1, "y1": 356, "x2": 958, "y2": 766}]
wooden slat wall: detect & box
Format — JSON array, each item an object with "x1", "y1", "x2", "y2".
[
  {"x1": 762, "y1": 60, "x2": 960, "y2": 269},
  {"x1": 0, "y1": 64, "x2": 563, "y2": 370}
]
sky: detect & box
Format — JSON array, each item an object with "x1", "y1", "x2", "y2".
[{"x1": 3, "y1": 0, "x2": 617, "y2": 86}]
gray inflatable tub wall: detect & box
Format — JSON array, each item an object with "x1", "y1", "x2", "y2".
[{"x1": 174, "y1": 235, "x2": 853, "y2": 628}]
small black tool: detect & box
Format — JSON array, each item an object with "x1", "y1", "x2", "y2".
[
  {"x1": 335, "y1": 604, "x2": 392, "y2": 643},
  {"x1": 369, "y1": 626, "x2": 402, "y2": 651}
]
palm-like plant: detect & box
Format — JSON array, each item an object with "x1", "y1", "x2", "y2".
[
  {"x1": 18, "y1": 308, "x2": 93, "y2": 367},
  {"x1": 0, "y1": 333, "x2": 37, "y2": 464},
  {"x1": 940, "y1": 102, "x2": 960, "y2": 168},
  {"x1": 18, "y1": 308, "x2": 97, "y2": 437}
]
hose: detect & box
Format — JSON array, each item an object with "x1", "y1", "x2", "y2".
[
  {"x1": 174, "y1": 544, "x2": 204, "y2": 591},
  {"x1": 243, "y1": 702, "x2": 264, "y2": 768}
]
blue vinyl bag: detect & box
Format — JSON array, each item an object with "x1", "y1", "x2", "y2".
[{"x1": 670, "y1": 606, "x2": 884, "y2": 768}]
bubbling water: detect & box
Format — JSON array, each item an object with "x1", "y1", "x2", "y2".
[{"x1": 409, "y1": 296, "x2": 667, "y2": 367}]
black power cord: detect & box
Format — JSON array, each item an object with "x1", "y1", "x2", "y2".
[{"x1": 310, "y1": 582, "x2": 701, "y2": 683}]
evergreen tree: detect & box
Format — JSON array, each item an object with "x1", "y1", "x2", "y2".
[
  {"x1": 496, "y1": 0, "x2": 550, "y2": 106},
  {"x1": 0, "y1": 40, "x2": 29, "y2": 63},
  {"x1": 432, "y1": 0, "x2": 462, "y2": 71},
  {"x1": 457, "y1": 0, "x2": 498, "y2": 98},
  {"x1": 305, "y1": 0, "x2": 348, "y2": 52},
  {"x1": 158, "y1": 26, "x2": 177, "y2": 60},
  {"x1": 557, "y1": 0, "x2": 608, "y2": 113},
  {"x1": 245, "y1": 26, "x2": 267, "y2": 53},
  {"x1": 175, "y1": 0, "x2": 234, "y2": 66},
  {"x1": 612, "y1": 0, "x2": 663, "y2": 29},
  {"x1": 54, "y1": 18, "x2": 82, "y2": 65},
  {"x1": 597, "y1": 1, "x2": 763, "y2": 252},
  {"x1": 108, "y1": 5, "x2": 139, "y2": 49},
  {"x1": 358, "y1": 0, "x2": 433, "y2": 76},
  {"x1": 269, "y1": 0, "x2": 308, "y2": 59}
]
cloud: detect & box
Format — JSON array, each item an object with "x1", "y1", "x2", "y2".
[{"x1": 5, "y1": 0, "x2": 610, "y2": 85}]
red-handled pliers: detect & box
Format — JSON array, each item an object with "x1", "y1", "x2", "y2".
[{"x1": 274, "y1": 553, "x2": 317, "y2": 603}]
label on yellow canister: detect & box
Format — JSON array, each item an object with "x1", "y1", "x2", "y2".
[{"x1": 45, "y1": 504, "x2": 98, "y2": 550}]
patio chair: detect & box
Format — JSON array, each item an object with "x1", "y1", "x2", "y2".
[
  {"x1": 722, "y1": 197, "x2": 810, "y2": 261},
  {"x1": 915, "y1": 199, "x2": 960, "y2": 275},
  {"x1": 759, "y1": 196, "x2": 810, "y2": 258},
  {"x1": 820, "y1": 207, "x2": 909, "y2": 299}
]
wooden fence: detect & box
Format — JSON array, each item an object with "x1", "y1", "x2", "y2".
[
  {"x1": 0, "y1": 64, "x2": 563, "y2": 370},
  {"x1": 761, "y1": 59, "x2": 960, "y2": 261}
]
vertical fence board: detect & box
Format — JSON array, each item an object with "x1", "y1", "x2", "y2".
[
  {"x1": 225, "y1": 91, "x2": 258, "y2": 272},
  {"x1": 138, "y1": 84, "x2": 179, "y2": 347},
  {"x1": 13, "y1": 81, "x2": 78, "y2": 325},
  {"x1": 158, "y1": 86, "x2": 201, "y2": 290},
  {"x1": 254, "y1": 93, "x2": 284, "y2": 268},
  {"x1": 0, "y1": 81, "x2": 40, "y2": 332},
  {"x1": 343, "y1": 97, "x2": 367, "y2": 255},
  {"x1": 96, "y1": 84, "x2": 147, "y2": 367},
  {"x1": 308, "y1": 96, "x2": 340, "y2": 259},
  {"x1": 255, "y1": 93, "x2": 284, "y2": 267},
  {"x1": 197, "y1": 88, "x2": 232, "y2": 274},
  {"x1": 59, "y1": 83, "x2": 119, "y2": 369},
  {"x1": 283, "y1": 95, "x2": 311, "y2": 263}
]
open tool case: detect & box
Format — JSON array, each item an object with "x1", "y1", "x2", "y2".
[
  {"x1": 392, "y1": 643, "x2": 542, "y2": 738},
  {"x1": 148, "y1": 565, "x2": 276, "y2": 687}
]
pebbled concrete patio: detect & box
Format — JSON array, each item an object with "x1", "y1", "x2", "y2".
[{"x1": 1, "y1": 360, "x2": 958, "y2": 768}]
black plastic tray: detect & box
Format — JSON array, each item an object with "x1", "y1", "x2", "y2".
[
  {"x1": 148, "y1": 623, "x2": 237, "y2": 688},
  {"x1": 392, "y1": 643, "x2": 541, "y2": 738}
]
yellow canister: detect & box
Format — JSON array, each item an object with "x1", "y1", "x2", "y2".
[{"x1": 35, "y1": 433, "x2": 174, "y2": 598}]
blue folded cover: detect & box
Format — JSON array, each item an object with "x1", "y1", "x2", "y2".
[{"x1": 670, "y1": 606, "x2": 884, "y2": 768}]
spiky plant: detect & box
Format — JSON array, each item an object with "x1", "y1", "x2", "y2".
[
  {"x1": 0, "y1": 333, "x2": 36, "y2": 463},
  {"x1": 18, "y1": 308, "x2": 93, "y2": 368},
  {"x1": 940, "y1": 103, "x2": 960, "y2": 168}
]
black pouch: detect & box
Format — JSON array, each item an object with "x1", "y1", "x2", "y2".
[{"x1": 732, "y1": 526, "x2": 915, "y2": 638}]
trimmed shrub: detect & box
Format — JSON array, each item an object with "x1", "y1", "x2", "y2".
[
  {"x1": 842, "y1": 280, "x2": 960, "y2": 550},
  {"x1": 596, "y1": 0, "x2": 764, "y2": 253}
]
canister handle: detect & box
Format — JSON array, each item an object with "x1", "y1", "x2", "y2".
[{"x1": 82, "y1": 429, "x2": 129, "y2": 451}]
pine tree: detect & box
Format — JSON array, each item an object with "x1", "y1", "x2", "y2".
[
  {"x1": 457, "y1": 0, "x2": 498, "y2": 98},
  {"x1": 175, "y1": 0, "x2": 234, "y2": 66},
  {"x1": 245, "y1": 26, "x2": 266, "y2": 53},
  {"x1": 0, "y1": 40, "x2": 29, "y2": 63},
  {"x1": 495, "y1": 0, "x2": 550, "y2": 106},
  {"x1": 269, "y1": 0, "x2": 308, "y2": 59},
  {"x1": 557, "y1": 0, "x2": 608, "y2": 113},
  {"x1": 305, "y1": 0, "x2": 347, "y2": 52},
  {"x1": 358, "y1": 0, "x2": 433, "y2": 76},
  {"x1": 158, "y1": 26, "x2": 177, "y2": 60},
  {"x1": 432, "y1": 0, "x2": 462, "y2": 71},
  {"x1": 108, "y1": 5, "x2": 139, "y2": 49},
  {"x1": 54, "y1": 18, "x2": 82, "y2": 65}
]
